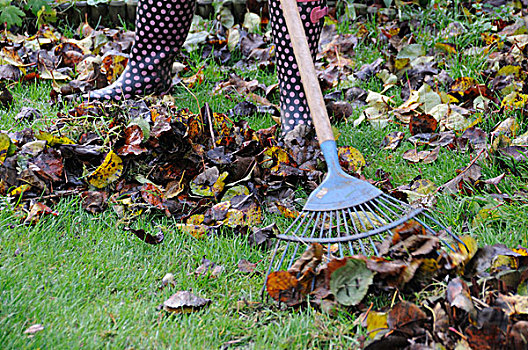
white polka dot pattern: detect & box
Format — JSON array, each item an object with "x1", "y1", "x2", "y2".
[
  {"x1": 269, "y1": 0, "x2": 326, "y2": 134},
  {"x1": 86, "y1": 0, "x2": 196, "y2": 101}
]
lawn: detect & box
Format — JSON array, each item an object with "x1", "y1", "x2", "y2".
[{"x1": 1, "y1": 1, "x2": 528, "y2": 349}]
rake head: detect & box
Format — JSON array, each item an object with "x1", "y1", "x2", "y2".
[{"x1": 263, "y1": 193, "x2": 463, "y2": 293}]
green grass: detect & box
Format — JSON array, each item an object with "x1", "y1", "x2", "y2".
[{"x1": 2, "y1": 2, "x2": 528, "y2": 348}]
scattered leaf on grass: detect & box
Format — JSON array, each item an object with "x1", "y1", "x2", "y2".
[
  {"x1": 124, "y1": 227, "x2": 164, "y2": 245},
  {"x1": 381, "y1": 131, "x2": 405, "y2": 151},
  {"x1": 23, "y1": 324, "x2": 44, "y2": 335},
  {"x1": 193, "y1": 257, "x2": 224, "y2": 278},
  {"x1": 238, "y1": 259, "x2": 257, "y2": 274},
  {"x1": 163, "y1": 291, "x2": 211, "y2": 314},
  {"x1": 409, "y1": 114, "x2": 438, "y2": 135}
]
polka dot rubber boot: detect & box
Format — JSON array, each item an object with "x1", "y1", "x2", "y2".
[
  {"x1": 85, "y1": 0, "x2": 196, "y2": 101},
  {"x1": 269, "y1": 0, "x2": 327, "y2": 135}
]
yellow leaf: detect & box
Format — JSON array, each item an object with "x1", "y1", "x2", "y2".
[
  {"x1": 224, "y1": 209, "x2": 245, "y2": 227},
  {"x1": 87, "y1": 150, "x2": 123, "y2": 188},
  {"x1": 448, "y1": 236, "x2": 478, "y2": 269},
  {"x1": 175, "y1": 224, "x2": 208, "y2": 239},
  {"x1": 497, "y1": 65, "x2": 524, "y2": 79},
  {"x1": 187, "y1": 214, "x2": 205, "y2": 225},
  {"x1": 435, "y1": 42, "x2": 457, "y2": 54},
  {"x1": 366, "y1": 311, "x2": 388, "y2": 338},
  {"x1": 0, "y1": 133, "x2": 13, "y2": 164},
  {"x1": 451, "y1": 77, "x2": 476, "y2": 93},
  {"x1": 491, "y1": 117, "x2": 519, "y2": 138},
  {"x1": 338, "y1": 146, "x2": 366, "y2": 173},
  {"x1": 36, "y1": 131, "x2": 74, "y2": 146},
  {"x1": 502, "y1": 92, "x2": 528, "y2": 110},
  {"x1": 9, "y1": 184, "x2": 30, "y2": 196}
]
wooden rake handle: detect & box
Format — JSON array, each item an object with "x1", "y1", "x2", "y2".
[{"x1": 279, "y1": 0, "x2": 334, "y2": 144}]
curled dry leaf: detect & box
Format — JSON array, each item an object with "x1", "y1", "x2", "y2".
[
  {"x1": 163, "y1": 291, "x2": 211, "y2": 314},
  {"x1": 288, "y1": 243, "x2": 324, "y2": 275},
  {"x1": 381, "y1": 131, "x2": 405, "y2": 151},
  {"x1": 24, "y1": 324, "x2": 44, "y2": 335}
]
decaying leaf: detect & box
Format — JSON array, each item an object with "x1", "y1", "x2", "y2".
[{"x1": 87, "y1": 150, "x2": 123, "y2": 188}]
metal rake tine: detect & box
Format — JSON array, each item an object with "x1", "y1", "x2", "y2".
[
  {"x1": 348, "y1": 207, "x2": 368, "y2": 255},
  {"x1": 326, "y1": 211, "x2": 334, "y2": 260},
  {"x1": 319, "y1": 211, "x2": 328, "y2": 239},
  {"x1": 370, "y1": 198, "x2": 397, "y2": 233},
  {"x1": 364, "y1": 200, "x2": 397, "y2": 239},
  {"x1": 377, "y1": 194, "x2": 409, "y2": 217},
  {"x1": 277, "y1": 241, "x2": 292, "y2": 271},
  {"x1": 261, "y1": 238, "x2": 282, "y2": 296},
  {"x1": 336, "y1": 210, "x2": 344, "y2": 258},
  {"x1": 287, "y1": 211, "x2": 317, "y2": 268},
  {"x1": 381, "y1": 193, "x2": 413, "y2": 210},
  {"x1": 358, "y1": 203, "x2": 380, "y2": 256},
  {"x1": 281, "y1": 213, "x2": 310, "y2": 271},
  {"x1": 340, "y1": 209, "x2": 356, "y2": 256},
  {"x1": 418, "y1": 212, "x2": 466, "y2": 251}
]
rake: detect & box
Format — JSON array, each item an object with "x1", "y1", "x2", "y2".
[{"x1": 263, "y1": 0, "x2": 464, "y2": 290}]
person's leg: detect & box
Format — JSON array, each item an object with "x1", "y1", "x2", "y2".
[
  {"x1": 86, "y1": 0, "x2": 195, "y2": 101},
  {"x1": 269, "y1": 0, "x2": 327, "y2": 135}
]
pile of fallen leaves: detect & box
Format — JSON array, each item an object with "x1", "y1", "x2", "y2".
[
  {"x1": 0, "y1": 99, "x2": 328, "y2": 238},
  {"x1": 266, "y1": 220, "x2": 528, "y2": 349}
]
